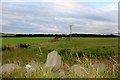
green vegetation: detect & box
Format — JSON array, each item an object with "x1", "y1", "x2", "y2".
[
  {"x1": 1, "y1": 37, "x2": 53, "y2": 46},
  {"x1": 1, "y1": 37, "x2": 119, "y2": 78}
]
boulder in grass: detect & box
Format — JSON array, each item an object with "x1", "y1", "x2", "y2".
[
  {"x1": 70, "y1": 64, "x2": 89, "y2": 77},
  {"x1": 0, "y1": 63, "x2": 21, "y2": 75},
  {"x1": 92, "y1": 63, "x2": 107, "y2": 74},
  {"x1": 45, "y1": 51, "x2": 62, "y2": 71}
]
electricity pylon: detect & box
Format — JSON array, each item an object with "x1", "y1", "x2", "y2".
[{"x1": 70, "y1": 24, "x2": 73, "y2": 37}]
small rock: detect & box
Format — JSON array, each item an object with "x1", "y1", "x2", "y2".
[
  {"x1": 45, "y1": 51, "x2": 62, "y2": 71},
  {"x1": 70, "y1": 64, "x2": 89, "y2": 77},
  {"x1": 92, "y1": 63, "x2": 107, "y2": 74},
  {"x1": 0, "y1": 63, "x2": 21, "y2": 75}
]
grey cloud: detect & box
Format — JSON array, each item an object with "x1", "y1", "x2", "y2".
[{"x1": 1, "y1": 2, "x2": 118, "y2": 34}]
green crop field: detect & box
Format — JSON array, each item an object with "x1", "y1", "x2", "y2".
[
  {"x1": 1, "y1": 37, "x2": 53, "y2": 46},
  {"x1": 1, "y1": 37, "x2": 119, "y2": 78}
]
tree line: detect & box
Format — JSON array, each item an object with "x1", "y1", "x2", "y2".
[{"x1": 1, "y1": 33, "x2": 119, "y2": 37}]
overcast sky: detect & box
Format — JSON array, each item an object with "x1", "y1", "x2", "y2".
[{"x1": 1, "y1": 0, "x2": 119, "y2": 34}]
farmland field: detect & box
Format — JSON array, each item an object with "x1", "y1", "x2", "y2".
[
  {"x1": 1, "y1": 37, "x2": 119, "y2": 78},
  {"x1": 1, "y1": 37, "x2": 53, "y2": 46}
]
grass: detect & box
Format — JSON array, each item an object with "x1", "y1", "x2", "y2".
[
  {"x1": 41, "y1": 37, "x2": 118, "y2": 49},
  {"x1": 2, "y1": 55, "x2": 119, "y2": 78},
  {"x1": 1, "y1": 37, "x2": 119, "y2": 78},
  {"x1": 1, "y1": 37, "x2": 53, "y2": 46}
]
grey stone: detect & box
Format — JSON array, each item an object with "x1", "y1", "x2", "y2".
[
  {"x1": 70, "y1": 64, "x2": 89, "y2": 77},
  {"x1": 92, "y1": 63, "x2": 107, "y2": 74},
  {"x1": 0, "y1": 63, "x2": 21, "y2": 75},
  {"x1": 45, "y1": 51, "x2": 62, "y2": 71}
]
